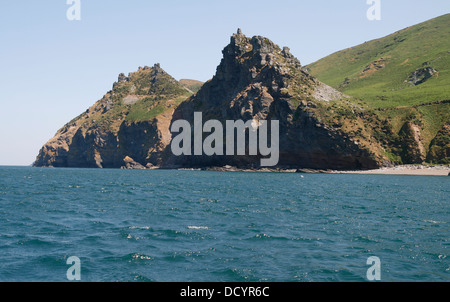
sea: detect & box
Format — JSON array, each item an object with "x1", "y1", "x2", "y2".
[{"x1": 0, "y1": 166, "x2": 448, "y2": 282}]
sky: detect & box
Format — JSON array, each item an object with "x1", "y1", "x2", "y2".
[{"x1": 0, "y1": 0, "x2": 449, "y2": 166}]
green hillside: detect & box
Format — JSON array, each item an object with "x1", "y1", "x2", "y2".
[
  {"x1": 307, "y1": 14, "x2": 450, "y2": 164},
  {"x1": 307, "y1": 14, "x2": 449, "y2": 107}
]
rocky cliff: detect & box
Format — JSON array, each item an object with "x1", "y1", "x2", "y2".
[
  {"x1": 35, "y1": 30, "x2": 394, "y2": 170},
  {"x1": 164, "y1": 30, "x2": 389, "y2": 169},
  {"x1": 34, "y1": 64, "x2": 192, "y2": 168}
]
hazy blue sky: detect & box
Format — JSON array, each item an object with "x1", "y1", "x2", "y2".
[{"x1": 0, "y1": 0, "x2": 449, "y2": 166}]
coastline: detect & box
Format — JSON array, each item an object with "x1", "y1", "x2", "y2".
[
  {"x1": 178, "y1": 164, "x2": 450, "y2": 176},
  {"x1": 333, "y1": 165, "x2": 450, "y2": 176},
  {"x1": 25, "y1": 164, "x2": 450, "y2": 176}
]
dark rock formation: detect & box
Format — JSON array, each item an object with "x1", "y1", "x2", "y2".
[
  {"x1": 407, "y1": 66, "x2": 438, "y2": 86},
  {"x1": 34, "y1": 30, "x2": 391, "y2": 170},
  {"x1": 121, "y1": 156, "x2": 146, "y2": 170},
  {"x1": 164, "y1": 30, "x2": 385, "y2": 170}
]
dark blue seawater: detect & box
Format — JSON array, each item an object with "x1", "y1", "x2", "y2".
[{"x1": 0, "y1": 166, "x2": 448, "y2": 282}]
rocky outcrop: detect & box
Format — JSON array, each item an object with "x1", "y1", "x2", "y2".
[
  {"x1": 121, "y1": 156, "x2": 146, "y2": 169},
  {"x1": 398, "y1": 122, "x2": 426, "y2": 164},
  {"x1": 35, "y1": 30, "x2": 393, "y2": 170},
  {"x1": 163, "y1": 30, "x2": 386, "y2": 170},
  {"x1": 426, "y1": 124, "x2": 450, "y2": 164},
  {"x1": 407, "y1": 66, "x2": 438, "y2": 86},
  {"x1": 34, "y1": 64, "x2": 191, "y2": 169}
]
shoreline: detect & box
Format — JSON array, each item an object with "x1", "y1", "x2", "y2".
[
  {"x1": 180, "y1": 164, "x2": 450, "y2": 176},
  {"x1": 332, "y1": 165, "x2": 450, "y2": 176},
  {"x1": 24, "y1": 164, "x2": 450, "y2": 176}
]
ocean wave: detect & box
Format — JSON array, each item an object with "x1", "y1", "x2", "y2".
[
  {"x1": 247, "y1": 233, "x2": 290, "y2": 241},
  {"x1": 129, "y1": 226, "x2": 153, "y2": 230},
  {"x1": 423, "y1": 220, "x2": 444, "y2": 224},
  {"x1": 187, "y1": 226, "x2": 210, "y2": 230},
  {"x1": 108, "y1": 253, "x2": 154, "y2": 263}
]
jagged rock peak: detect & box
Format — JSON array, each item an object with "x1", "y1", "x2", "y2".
[
  {"x1": 128, "y1": 63, "x2": 168, "y2": 79},
  {"x1": 133, "y1": 63, "x2": 163, "y2": 73},
  {"x1": 152, "y1": 63, "x2": 162, "y2": 72},
  {"x1": 113, "y1": 64, "x2": 166, "y2": 89},
  {"x1": 117, "y1": 73, "x2": 128, "y2": 83},
  {"x1": 110, "y1": 63, "x2": 186, "y2": 98},
  {"x1": 151, "y1": 63, "x2": 166, "y2": 76},
  {"x1": 225, "y1": 31, "x2": 301, "y2": 68}
]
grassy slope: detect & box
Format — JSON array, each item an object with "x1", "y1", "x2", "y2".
[
  {"x1": 179, "y1": 79, "x2": 204, "y2": 93},
  {"x1": 307, "y1": 14, "x2": 449, "y2": 107},
  {"x1": 307, "y1": 14, "x2": 450, "y2": 162}
]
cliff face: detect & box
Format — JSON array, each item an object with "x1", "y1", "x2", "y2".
[
  {"x1": 35, "y1": 30, "x2": 392, "y2": 170},
  {"x1": 34, "y1": 64, "x2": 192, "y2": 168},
  {"x1": 426, "y1": 124, "x2": 450, "y2": 164},
  {"x1": 165, "y1": 30, "x2": 387, "y2": 169}
]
